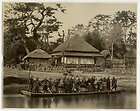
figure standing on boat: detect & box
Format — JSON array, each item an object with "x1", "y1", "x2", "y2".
[
  {"x1": 29, "y1": 75, "x2": 34, "y2": 92},
  {"x1": 112, "y1": 77, "x2": 117, "y2": 91}
]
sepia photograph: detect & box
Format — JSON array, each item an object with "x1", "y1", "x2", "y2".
[{"x1": 3, "y1": 1, "x2": 137, "y2": 109}]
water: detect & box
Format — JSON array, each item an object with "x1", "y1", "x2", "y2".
[{"x1": 3, "y1": 92, "x2": 136, "y2": 109}]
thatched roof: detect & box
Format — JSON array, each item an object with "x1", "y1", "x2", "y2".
[
  {"x1": 53, "y1": 36, "x2": 100, "y2": 53},
  {"x1": 23, "y1": 49, "x2": 51, "y2": 60}
]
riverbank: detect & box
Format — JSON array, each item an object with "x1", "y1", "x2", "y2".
[
  {"x1": 3, "y1": 71, "x2": 136, "y2": 94},
  {"x1": 3, "y1": 68, "x2": 136, "y2": 94}
]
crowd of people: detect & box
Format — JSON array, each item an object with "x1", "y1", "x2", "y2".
[{"x1": 29, "y1": 73, "x2": 118, "y2": 93}]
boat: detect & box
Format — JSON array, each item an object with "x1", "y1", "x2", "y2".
[
  {"x1": 20, "y1": 89, "x2": 124, "y2": 97},
  {"x1": 21, "y1": 62, "x2": 124, "y2": 97}
]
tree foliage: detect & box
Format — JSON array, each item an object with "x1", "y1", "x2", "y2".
[
  {"x1": 70, "y1": 11, "x2": 136, "y2": 59},
  {"x1": 87, "y1": 11, "x2": 136, "y2": 58},
  {"x1": 84, "y1": 31, "x2": 106, "y2": 51},
  {"x1": 4, "y1": 3, "x2": 65, "y2": 64}
]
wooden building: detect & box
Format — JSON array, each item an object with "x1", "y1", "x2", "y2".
[
  {"x1": 22, "y1": 49, "x2": 51, "y2": 70},
  {"x1": 51, "y1": 35, "x2": 104, "y2": 67},
  {"x1": 23, "y1": 49, "x2": 51, "y2": 64}
]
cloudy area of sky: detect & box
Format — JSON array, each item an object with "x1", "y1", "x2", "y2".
[{"x1": 57, "y1": 3, "x2": 137, "y2": 31}]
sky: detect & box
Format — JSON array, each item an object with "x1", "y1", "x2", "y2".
[{"x1": 57, "y1": 3, "x2": 137, "y2": 31}]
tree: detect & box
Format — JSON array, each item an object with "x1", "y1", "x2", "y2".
[
  {"x1": 87, "y1": 11, "x2": 136, "y2": 59},
  {"x1": 58, "y1": 30, "x2": 65, "y2": 43},
  {"x1": 87, "y1": 14, "x2": 113, "y2": 51},
  {"x1": 4, "y1": 3, "x2": 65, "y2": 64},
  {"x1": 87, "y1": 14, "x2": 111, "y2": 37},
  {"x1": 111, "y1": 10, "x2": 136, "y2": 60},
  {"x1": 4, "y1": 18, "x2": 27, "y2": 64},
  {"x1": 126, "y1": 23, "x2": 136, "y2": 48},
  {"x1": 67, "y1": 24, "x2": 86, "y2": 39},
  {"x1": 107, "y1": 23, "x2": 126, "y2": 59},
  {"x1": 113, "y1": 10, "x2": 136, "y2": 45},
  {"x1": 84, "y1": 31, "x2": 106, "y2": 51}
]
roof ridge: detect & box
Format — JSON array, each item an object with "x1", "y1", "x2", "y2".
[
  {"x1": 22, "y1": 49, "x2": 51, "y2": 60},
  {"x1": 53, "y1": 35, "x2": 100, "y2": 53}
]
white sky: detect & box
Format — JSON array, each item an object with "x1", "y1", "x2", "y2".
[{"x1": 57, "y1": 3, "x2": 137, "y2": 31}]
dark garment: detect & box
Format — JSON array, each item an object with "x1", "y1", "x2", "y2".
[
  {"x1": 112, "y1": 78, "x2": 117, "y2": 90},
  {"x1": 97, "y1": 81, "x2": 101, "y2": 91},
  {"x1": 102, "y1": 81, "x2": 106, "y2": 91},
  {"x1": 91, "y1": 78, "x2": 95, "y2": 84},
  {"x1": 106, "y1": 78, "x2": 110, "y2": 90},
  {"x1": 88, "y1": 83, "x2": 93, "y2": 91},
  {"x1": 63, "y1": 78, "x2": 69, "y2": 93},
  {"x1": 75, "y1": 84, "x2": 80, "y2": 92},
  {"x1": 91, "y1": 83, "x2": 96, "y2": 91},
  {"x1": 34, "y1": 80, "x2": 40, "y2": 93},
  {"x1": 43, "y1": 84, "x2": 48, "y2": 92},
  {"x1": 29, "y1": 78, "x2": 34, "y2": 92},
  {"x1": 54, "y1": 79, "x2": 60, "y2": 93},
  {"x1": 69, "y1": 78, "x2": 74, "y2": 92},
  {"x1": 48, "y1": 80, "x2": 52, "y2": 90}
]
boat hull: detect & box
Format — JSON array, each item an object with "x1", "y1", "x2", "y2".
[{"x1": 20, "y1": 89, "x2": 124, "y2": 97}]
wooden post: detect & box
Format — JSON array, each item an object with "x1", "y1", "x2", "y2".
[
  {"x1": 28, "y1": 62, "x2": 31, "y2": 91},
  {"x1": 111, "y1": 41, "x2": 114, "y2": 61}
]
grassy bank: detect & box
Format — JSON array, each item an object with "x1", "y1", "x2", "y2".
[{"x1": 4, "y1": 84, "x2": 28, "y2": 94}]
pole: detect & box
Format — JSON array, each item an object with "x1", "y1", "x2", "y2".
[
  {"x1": 124, "y1": 27, "x2": 127, "y2": 69},
  {"x1": 111, "y1": 41, "x2": 114, "y2": 61},
  {"x1": 111, "y1": 41, "x2": 114, "y2": 69},
  {"x1": 28, "y1": 62, "x2": 31, "y2": 91}
]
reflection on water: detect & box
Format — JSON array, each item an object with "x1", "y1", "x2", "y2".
[{"x1": 3, "y1": 92, "x2": 136, "y2": 109}]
